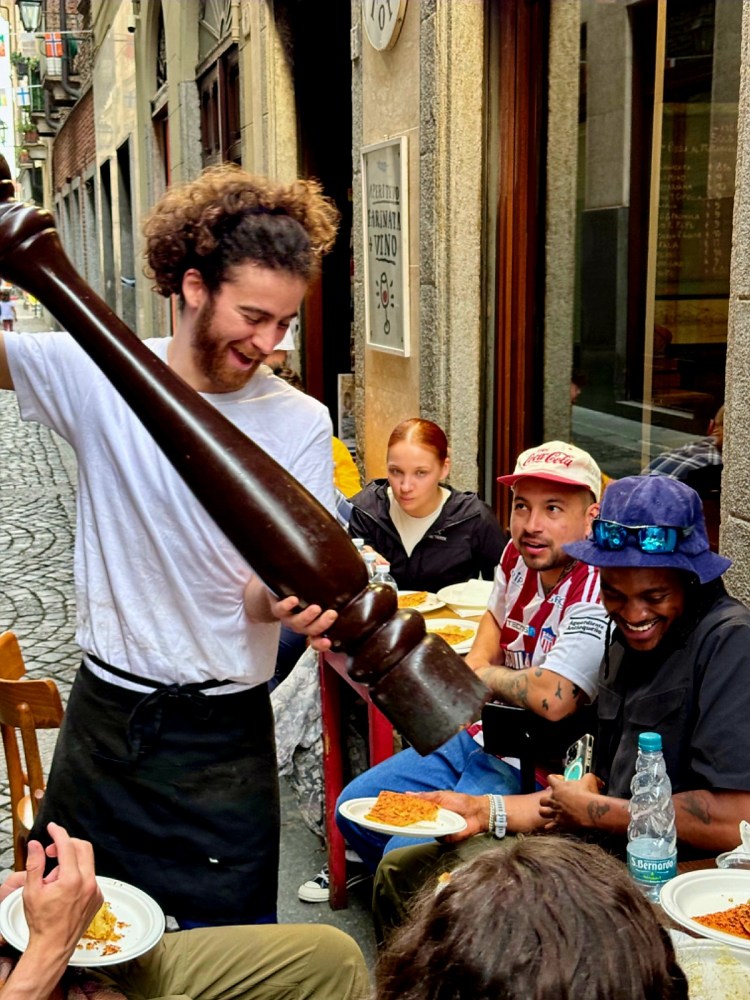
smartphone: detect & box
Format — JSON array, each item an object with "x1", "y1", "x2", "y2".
[{"x1": 563, "y1": 734, "x2": 594, "y2": 781}]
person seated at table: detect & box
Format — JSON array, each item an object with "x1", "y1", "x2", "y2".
[
  {"x1": 321, "y1": 441, "x2": 609, "y2": 894},
  {"x1": 375, "y1": 836, "x2": 689, "y2": 1000},
  {"x1": 5, "y1": 822, "x2": 369, "y2": 1000},
  {"x1": 347, "y1": 417, "x2": 506, "y2": 592},
  {"x1": 372, "y1": 475, "x2": 750, "y2": 940}
]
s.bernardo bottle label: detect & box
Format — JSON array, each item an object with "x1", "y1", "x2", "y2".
[{"x1": 627, "y1": 844, "x2": 677, "y2": 884}]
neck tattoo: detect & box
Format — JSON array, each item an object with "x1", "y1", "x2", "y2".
[{"x1": 543, "y1": 559, "x2": 576, "y2": 596}]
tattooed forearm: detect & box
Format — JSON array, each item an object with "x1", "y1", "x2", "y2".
[
  {"x1": 587, "y1": 800, "x2": 611, "y2": 826},
  {"x1": 542, "y1": 698, "x2": 549, "y2": 712},
  {"x1": 554, "y1": 681, "x2": 563, "y2": 701},
  {"x1": 678, "y1": 790, "x2": 711, "y2": 826},
  {"x1": 479, "y1": 667, "x2": 531, "y2": 709}
]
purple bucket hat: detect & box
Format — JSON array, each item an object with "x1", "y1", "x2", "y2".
[{"x1": 564, "y1": 475, "x2": 731, "y2": 584}]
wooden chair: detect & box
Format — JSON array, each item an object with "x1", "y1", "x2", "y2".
[
  {"x1": 0, "y1": 633, "x2": 64, "y2": 869},
  {"x1": 0, "y1": 631, "x2": 28, "y2": 680}
]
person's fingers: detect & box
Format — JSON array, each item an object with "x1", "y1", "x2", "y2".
[{"x1": 24, "y1": 840, "x2": 46, "y2": 891}]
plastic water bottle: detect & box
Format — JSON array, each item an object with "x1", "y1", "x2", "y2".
[
  {"x1": 627, "y1": 732, "x2": 677, "y2": 902},
  {"x1": 371, "y1": 562, "x2": 398, "y2": 592},
  {"x1": 363, "y1": 551, "x2": 378, "y2": 580}
]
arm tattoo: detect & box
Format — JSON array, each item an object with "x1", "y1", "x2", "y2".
[
  {"x1": 587, "y1": 800, "x2": 611, "y2": 826},
  {"x1": 571, "y1": 684, "x2": 581, "y2": 699},
  {"x1": 542, "y1": 698, "x2": 549, "y2": 712},
  {"x1": 534, "y1": 667, "x2": 544, "y2": 678},
  {"x1": 483, "y1": 667, "x2": 531, "y2": 709},
  {"x1": 679, "y1": 790, "x2": 711, "y2": 826},
  {"x1": 554, "y1": 681, "x2": 563, "y2": 701}
]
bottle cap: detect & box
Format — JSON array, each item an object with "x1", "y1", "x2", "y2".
[
  {"x1": 364, "y1": 552, "x2": 376, "y2": 562},
  {"x1": 379, "y1": 563, "x2": 391, "y2": 573},
  {"x1": 638, "y1": 732, "x2": 662, "y2": 752},
  {"x1": 352, "y1": 538, "x2": 365, "y2": 549}
]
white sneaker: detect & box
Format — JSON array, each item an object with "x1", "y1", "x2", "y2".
[{"x1": 297, "y1": 863, "x2": 372, "y2": 903}]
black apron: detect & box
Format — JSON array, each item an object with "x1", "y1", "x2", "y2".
[{"x1": 31, "y1": 660, "x2": 279, "y2": 926}]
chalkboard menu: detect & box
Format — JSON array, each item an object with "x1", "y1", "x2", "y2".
[{"x1": 656, "y1": 103, "x2": 736, "y2": 298}]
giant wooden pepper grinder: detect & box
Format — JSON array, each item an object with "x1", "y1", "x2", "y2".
[{"x1": 0, "y1": 161, "x2": 488, "y2": 753}]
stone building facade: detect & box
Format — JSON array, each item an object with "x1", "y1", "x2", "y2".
[{"x1": 39, "y1": 0, "x2": 750, "y2": 596}]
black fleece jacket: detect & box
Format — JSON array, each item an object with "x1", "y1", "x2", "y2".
[{"x1": 348, "y1": 479, "x2": 507, "y2": 592}]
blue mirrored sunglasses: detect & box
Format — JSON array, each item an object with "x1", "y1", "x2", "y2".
[{"x1": 592, "y1": 518, "x2": 694, "y2": 554}]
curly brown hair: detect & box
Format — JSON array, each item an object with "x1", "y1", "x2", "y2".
[
  {"x1": 375, "y1": 837, "x2": 689, "y2": 1000},
  {"x1": 143, "y1": 164, "x2": 340, "y2": 298}
]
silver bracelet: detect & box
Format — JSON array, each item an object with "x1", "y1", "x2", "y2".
[
  {"x1": 486, "y1": 793, "x2": 496, "y2": 836},
  {"x1": 490, "y1": 794, "x2": 507, "y2": 839}
]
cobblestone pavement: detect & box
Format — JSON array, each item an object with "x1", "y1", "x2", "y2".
[{"x1": 0, "y1": 303, "x2": 377, "y2": 964}]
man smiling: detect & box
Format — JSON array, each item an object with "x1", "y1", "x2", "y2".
[
  {"x1": 541, "y1": 474, "x2": 750, "y2": 849},
  {"x1": 0, "y1": 166, "x2": 340, "y2": 927},
  {"x1": 372, "y1": 475, "x2": 750, "y2": 939}
]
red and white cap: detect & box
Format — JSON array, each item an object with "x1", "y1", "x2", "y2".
[{"x1": 497, "y1": 441, "x2": 602, "y2": 502}]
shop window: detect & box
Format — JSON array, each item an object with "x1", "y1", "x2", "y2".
[{"x1": 572, "y1": 0, "x2": 738, "y2": 499}]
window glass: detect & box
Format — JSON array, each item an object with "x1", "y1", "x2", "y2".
[{"x1": 572, "y1": 0, "x2": 738, "y2": 527}]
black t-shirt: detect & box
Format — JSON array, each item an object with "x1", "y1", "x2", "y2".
[{"x1": 596, "y1": 585, "x2": 750, "y2": 803}]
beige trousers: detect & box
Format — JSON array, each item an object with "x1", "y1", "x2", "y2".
[{"x1": 89, "y1": 923, "x2": 370, "y2": 1000}]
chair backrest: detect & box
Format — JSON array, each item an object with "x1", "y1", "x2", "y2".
[
  {"x1": 0, "y1": 631, "x2": 27, "y2": 680},
  {"x1": 481, "y1": 702, "x2": 595, "y2": 793},
  {"x1": 0, "y1": 675, "x2": 64, "y2": 869}
]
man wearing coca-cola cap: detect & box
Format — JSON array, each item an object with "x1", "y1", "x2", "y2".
[{"x1": 333, "y1": 440, "x2": 609, "y2": 890}]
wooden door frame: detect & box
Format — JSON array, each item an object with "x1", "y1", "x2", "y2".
[{"x1": 492, "y1": 0, "x2": 548, "y2": 526}]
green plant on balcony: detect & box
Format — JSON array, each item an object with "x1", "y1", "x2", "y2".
[
  {"x1": 10, "y1": 52, "x2": 39, "y2": 78},
  {"x1": 16, "y1": 110, "x2": 38, "y2": 144}
]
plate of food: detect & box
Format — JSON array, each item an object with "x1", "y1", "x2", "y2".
[
  {"x1": 437, "y1": 580, "x2": 493, "y2": 611},
  {"x1": 675, "y1": 940, "x2": 750, "y2": 999},
  {"x1": 397, "y1": 590, "x2": 445, "y2": 614},
  {"x1": 424, "y1": 618, "x2": 479, "y2": 654},
  {"x1": 0, "y1": 875, "x2": 165, "y2": 967},
  {"x1": 338, "y1": 792, "x2": 468, "y2": 838},
  {"x1": 660, "y1": 870, "x2": 750, "y2": 951}
]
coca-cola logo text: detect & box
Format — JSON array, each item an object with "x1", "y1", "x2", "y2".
[{"x1": 522, "y1": 450, "x2": 574, "y2": 468}]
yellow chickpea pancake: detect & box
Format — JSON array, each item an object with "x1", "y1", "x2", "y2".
[{"x1": 365, "y1": 790, "x2": 439, "y2": 827}]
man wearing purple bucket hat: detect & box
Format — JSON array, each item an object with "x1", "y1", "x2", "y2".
[
  {"x1": 537, "y1": 474, "x2": 750, "y2": 847},
  {"x1": 372, "y1": 476, "x2": 750, "y2": 938}
]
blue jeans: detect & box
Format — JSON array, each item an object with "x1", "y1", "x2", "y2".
[{"x1": 335, "y1": 729, "x2": 522, "y2": 872}]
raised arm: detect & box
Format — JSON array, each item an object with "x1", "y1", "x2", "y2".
[{"x1": 3, "y1": 823, "x2": 103, "y2": 1000}]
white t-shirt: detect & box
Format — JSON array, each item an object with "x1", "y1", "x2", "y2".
[
  {"x1": 6, "y1": 331, "x2": 334, "y2": 689},
  {"x1": 387, "y1": 486, "x2": 449, "y2": 557}
]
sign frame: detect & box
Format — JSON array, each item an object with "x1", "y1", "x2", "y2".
[{"x1": 361, "y1": 135, "x2": 410, "y2": 357}]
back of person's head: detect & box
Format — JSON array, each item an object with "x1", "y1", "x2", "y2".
[
  {"x1": 143, "y1": 165, "x2": 340, "y2": 298},
  {"x1": 387, "y1": 418, "x2": 448, "y2": 464},
  {"x1": 375, "y1": 837, "x2": 688, "y2": 1000}
]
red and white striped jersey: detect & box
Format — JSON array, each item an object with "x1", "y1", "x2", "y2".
[{"x1": 467, "y1": 542, "x2": 608, "y2": 746}]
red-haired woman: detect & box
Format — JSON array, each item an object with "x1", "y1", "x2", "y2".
[{"x1": 348, "y1": 418, "x2": 506, "y2": 593}]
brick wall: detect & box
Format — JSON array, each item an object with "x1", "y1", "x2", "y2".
[{"x1": 51, "y1": 88, "x2": 94, "y2": 192}]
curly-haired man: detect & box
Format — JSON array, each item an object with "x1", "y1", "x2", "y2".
[{"x1": 0, "y1": 166, "x2": 341, "y2": 927}]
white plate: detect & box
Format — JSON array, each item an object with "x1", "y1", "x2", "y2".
[
  {"x1": 660, "y1": 870, "x2": 750, "y2": 951},
  {"x1": 397, "y1": 590, "x2": 445, "y2": 615},
  {"x1": 338, "y1": 797, "x2": 468, "y2": 838},
  {"x1": 0, "y1": 875, "x2": 165, "y2": 967},
  {"x1": 424, "y1": 617, "x2": 479, "y2": 654},
  {"x1": 676, "y1": 941, "x2": 750, "y2": 999},
  {"x1": 437, "y1": 580, "x2": 493, "y2": 610}
]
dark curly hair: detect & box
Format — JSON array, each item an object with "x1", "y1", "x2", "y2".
[
  {"x1": 143, "y1": 164, "x2": 340, "y2": 298},
  {"x1": 375, "y1": 837, "x2": 688, "y2": 1000}
]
